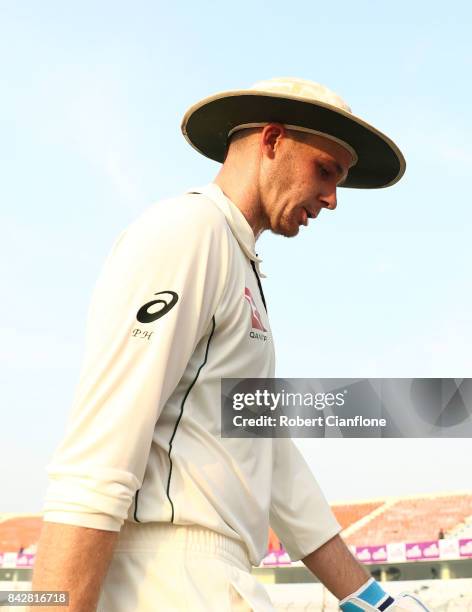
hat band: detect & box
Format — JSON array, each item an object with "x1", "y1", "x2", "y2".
[{"x1": 227, "y1": 123, "x2": 358, "y2": 167}]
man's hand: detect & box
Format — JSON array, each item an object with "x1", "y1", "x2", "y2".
[
  {"x1": 338, "y1": 578, "x2": 432, "y2": 611},
  {"x1": 302, "y1": 537, "x2": 431, "y2": 610},
  {"x1": 28, "y1": 521, "x2": 118, "y2": 612}
]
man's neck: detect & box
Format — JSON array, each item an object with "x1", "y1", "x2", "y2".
[{"x1": 213, "y1": 172, "x2": 265, "y2": 239}]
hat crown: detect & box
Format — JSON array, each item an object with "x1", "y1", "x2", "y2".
[{"x1": 249, "y1": 77, "x2": 352, "y2": 114}]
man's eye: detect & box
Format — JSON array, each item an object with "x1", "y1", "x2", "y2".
[{"x1": 319, "y1": 165, "x2": 331, "y2": 179}]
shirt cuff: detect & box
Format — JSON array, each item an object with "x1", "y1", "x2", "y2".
[
  {"x1": 43, "y1": 465, "x2": 140, "y2": 531},
  {"x1": 42, "y1": 511, "x2": 122, "y2": 531},
  {"x1": 287, "y1": 518, "x2": 342, "y2": 562}
]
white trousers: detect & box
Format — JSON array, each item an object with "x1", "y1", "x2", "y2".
[{"x1": 97, "y1": 522, "x2": 275, "y2": 612}]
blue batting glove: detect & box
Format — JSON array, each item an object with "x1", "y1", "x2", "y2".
[{"x1": 339, "y1": 578, "x2": 431, "y2": 611}]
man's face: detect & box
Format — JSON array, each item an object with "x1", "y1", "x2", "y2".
[{"x1": 257, "y1": 125, "x2": 354, "y2": 237}]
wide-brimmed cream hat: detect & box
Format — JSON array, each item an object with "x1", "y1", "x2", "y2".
[{"x1": 181, "y1": 77, "x2": 406, "y2": 189}]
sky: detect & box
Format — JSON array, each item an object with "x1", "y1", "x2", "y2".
[{"x1": 1, "y1": 1, "x2": 471, "y2": 514}]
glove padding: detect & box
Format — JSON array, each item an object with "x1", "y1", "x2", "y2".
[
  {"x1": 386, "y1": 593, "x2": 431, "y2": 611},
  {"x1": 339, "y1": 578, "x2": 431, "y2": 611}
]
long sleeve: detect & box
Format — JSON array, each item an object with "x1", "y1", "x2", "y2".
[
  {"x1": 42, "y1": 196, "x2": 230, "y2": 531},
  {"x1": 269, "y1": 438, "x2": 341, "y2": 561}
]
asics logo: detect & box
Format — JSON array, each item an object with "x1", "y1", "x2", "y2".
[{"x1": 137, "y1": 291, "x2": 179, "y2": 323}]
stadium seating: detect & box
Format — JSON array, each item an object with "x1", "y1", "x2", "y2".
[
  {"x1": 345, "y1": 493, "x2": 472, "y2": 546},
  {"x1": 0, "y1": 516, "x2": 42, "y2": 553},
  {"x1": 331, "y1": 500, "x2": 385, "y2": 531}
]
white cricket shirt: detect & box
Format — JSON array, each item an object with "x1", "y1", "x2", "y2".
[{"x1": 43, "y1": 183, "x2": 341, "y2": 564}]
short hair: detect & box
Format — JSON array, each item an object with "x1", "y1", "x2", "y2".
[{"x1": 223, "y1": 127, "x2": 262, "y2": 161}]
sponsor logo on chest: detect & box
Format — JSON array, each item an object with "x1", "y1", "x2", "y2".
[{"x1": 244, "y1": 287, "x2": 268, "y2": 342}]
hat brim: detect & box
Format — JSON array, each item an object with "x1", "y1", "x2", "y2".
[{"x1": 181, "y1": 90, "x2": 406, "y2": 189}]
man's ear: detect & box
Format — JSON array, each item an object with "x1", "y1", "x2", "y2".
[{"x1": 260, "y1": 123, "x2": 286, "y2": 159}]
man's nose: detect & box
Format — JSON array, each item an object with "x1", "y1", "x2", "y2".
[{"x1": 321, "y1": 189, "x2": 337, "y2": 210}]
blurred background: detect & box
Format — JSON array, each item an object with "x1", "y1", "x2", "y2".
[{"x1": 1, "y1": 1, "x2": 471, "y2": 609}]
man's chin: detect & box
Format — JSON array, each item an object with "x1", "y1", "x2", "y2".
[{"x1": 271, "y1": 224, "x2": 300, "y2": 238}]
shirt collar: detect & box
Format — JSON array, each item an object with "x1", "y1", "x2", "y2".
[{"x1": 186, "y1": 182, "x2": 266, "y2": 277}]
